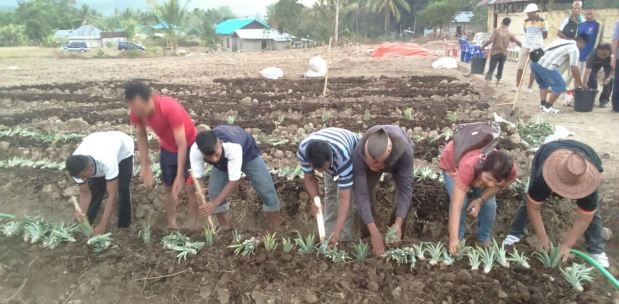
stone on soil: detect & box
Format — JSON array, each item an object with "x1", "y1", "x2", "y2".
[
  {"x1": 498, "y1": 289, "x2": 508, "y2": 299},
  {"x1": 303, "y1": 290, "x2": 319, "y2": 303},
  {"x1": 0, "y1": 141, "x2": 9, "y2": 151},
  {"x1": 241, "y1": 97, "x2": 252, "y2": 104},
  {"x1": 602, "y1": 227, "x2": 612, "y2": 240},
  {"x1": 251, "y1": 290, "x2": 276, "y2": 304},
  {"x1": 273, "y1": 150, "x2": 285, "y2": 159},
  {"x1": 217, "y1": 288, "x2": 230, "y2": 304},
  {"x1": 368, "y1": 281, "x2": 379, "y2": 292}
]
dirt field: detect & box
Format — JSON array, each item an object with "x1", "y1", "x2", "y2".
[{"x1": 0, "y1": 44, "x2": 617, "y2": 304}]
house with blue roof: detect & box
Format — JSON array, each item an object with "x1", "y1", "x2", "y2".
[{"x1": 215, "y1": 18, "x2": 274, "y2": 52}]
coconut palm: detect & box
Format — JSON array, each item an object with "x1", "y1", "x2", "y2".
[
  {"x1": 149, "y1": 0, "x2": 189, "y2": 55},
  {"x1": 371, "y1": 0, "x2": 411, "y2": 33}
]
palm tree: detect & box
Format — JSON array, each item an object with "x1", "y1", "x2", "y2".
[
  {"x1": 149, "y1": 0, "x2": 189, "y2": 55},
  {"x1": 76, "y1": 4, "x2": 100, "y2": 26},
  {"x1": 371, "y1": 0, "x2": 411, "y2": 33}
]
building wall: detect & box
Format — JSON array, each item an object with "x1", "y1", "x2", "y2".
[
  {"x1": 273, "y1": 41, "x2": 288, "y2": 51},
  {"x1": 487, "y1": 7, "x2": 619, "y2": 45},
  {"x1": 240, "y1": 39, "x2": 263, "y2": 52}
]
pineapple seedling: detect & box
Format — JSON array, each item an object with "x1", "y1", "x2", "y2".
[
  {"x1": 426, "y1": 242, "x2": 445, "y2": 266},
  {"x1": 87, "y1": 233, "x2": 113, "y2": 254},
  {"x1": 493, "y1": 239, "x2": 510, "y2": 268},
  {"x1": 138, "y1": 219, "x2": 152, "y2": 244},
  {"x1": 295, "y1": 232, "x2": 315, "y2": 255},
  {"x1": 412, "y1": 243, "x2": 426, "y2": 261},
  {"x1": 385, "y1": 226, "x2": 399, "y2": 244},
  {"x1": 325, "y1": 246, "x2": 350, "y2": 264},
  {"x1": 403, "y1": 108, "x2": 414, "y2": 121},
  {"x1": 22, "y1": 217, "x2": 49, "y2": 244},
  {"x1": 560, "y1": 263, "x2": 594, "y2": 292},
  {"x1": 478, "y1": 246, "x2": 496, "y2": 273},
  {"x1": 467, "y1": 249, "x2": 482, "y2": 271},
  {"x1": 228, "y1": 237, "x2": 259, "y2": 256},
  {"x1": 161, "y1": 232, "x2": 205, "y2": 263},
  {"x1": 281, "y1": 237, "x2": 295, "y2": 253},
  {"x1": 534, "y1": 243, "x2": 561, "y2": 268},
  {"x1": 1, "y1": 220, "x2": 24, "y2": 237},
  {"x1": 262, "y1": 232, "x2": 278, "y2": 252},
  {"x1": 42, "y1": 223, "x2": 76, "y2": 249},
  {"x1": 353, "y1": 239, "x2": 369, "y2": 261},
  {"x1": 203, "y1": 226, "x2": 219, "y2": 247},
  {"x1": 507, "y1": 248, "x2": 530, "y2": 269}
]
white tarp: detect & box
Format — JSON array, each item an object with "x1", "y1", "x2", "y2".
[
  {"x1": 259, "y1": 67, "x2": 284, "y2": 80},
  {"x1": 432, "y1": 57, "x2": 458, "y2": 69},
  {"x1": 304, "y1": 56, "x2": 327, "y2": 78}
]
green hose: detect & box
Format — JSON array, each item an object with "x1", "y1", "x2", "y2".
[
  {"x1": 0, "y1": 213, "x2": 16, "y2": 219},
  {"x1": 570, "y1": 249, "x2": 619, "y2": 289}
]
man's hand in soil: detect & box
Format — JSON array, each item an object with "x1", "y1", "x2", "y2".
[
  {"x1": 199, "y1": 201, "x2": 218, "y2": 216},
  {"x1": 329, "y1": 232, "x2": 340, "y2": 247},
  {"x1": 93, "y1": 223, "x2": 107, "y2": 235},
  {"x1": 448, "y1": 237, "x2": 459, "y2": 255},
  {"x1": 390, "y1": 217, "x2": 404, "y2": 242},
  {"x1": 558, "y1": 244, "x2": 572, "y2": 263},
  {"x1": 74, "y1": 210, "x2": 86, "y2": 223},
  {"x1": 368, "y1": 223, "x2": 385, "y2": 256},
  {"x1": 467, "y1": 198, "x2": 483, "y2": 218},
  {"x1": 171, "y1": 176, "x2": 184, "y2": 200},
  {"x1": 536, "y1": 235, "x2": 551, "y2": 251},
  {"x1": 140, "y1": 166, "x2": 155, "y2": 188}
]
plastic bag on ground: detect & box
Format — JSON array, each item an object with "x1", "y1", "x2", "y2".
[
  {"x1": 544, "y1": 125, "x2": 575, "y2": 143},
  {"x1": 304, "y1": 56, "x2": 327, "y2": 78},
  {"x1": 259, "y1": 67, "x2": 284, "y2": 80},
  {"x1": 432, "y1": 57, "x2": 458, "y2": 69}
]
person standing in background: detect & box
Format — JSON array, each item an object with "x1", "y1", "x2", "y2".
[
  {"x1": 612, "y1": 21, "x2": 619, "y2": 112},
  {"x1": 577, "y1": 9, "x2": 601, "y2": 71},
  {"x1": 558, "y1": 1, "x2": 583, "y2": 40},
  {"x1": 482, "y1": 17, "x2": 522, "y2": 86},
  {"x1": 518, "y1": 4, "x2": 548, "y2": 91}
]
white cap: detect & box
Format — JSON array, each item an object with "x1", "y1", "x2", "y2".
[{"x1": 524, "y1": 3, "x2": 539, "y2": 13}]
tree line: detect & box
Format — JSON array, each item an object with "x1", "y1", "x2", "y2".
[{"x1": 0, "y1": 0, "x2": 484, "y2": 48}]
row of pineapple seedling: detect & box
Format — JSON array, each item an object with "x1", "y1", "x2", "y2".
[{"x1": 1, "y1": 214, "x2": 594, "y2": 292}]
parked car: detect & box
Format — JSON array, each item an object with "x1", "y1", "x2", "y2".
[
  {"x1": 118, "y1": 41, "x2": 145, "y2": 51},
  {"x1": 62, "y1": 42, "x2": 89, "y2": 52}
]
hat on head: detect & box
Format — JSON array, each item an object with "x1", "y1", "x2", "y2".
[
  {"x1": 542, "y1": 149, "x2": 601, "y2": 199},
  {"x1": 524, "y1": 3, "x2": 539, "y2": 13}
]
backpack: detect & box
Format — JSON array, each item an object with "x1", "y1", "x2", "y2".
[{"x1": 452, "y1": 121, "x2": 501, "y2": 168}]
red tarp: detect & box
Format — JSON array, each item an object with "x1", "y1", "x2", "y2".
[{"x1": 371, "y1": 43, "x2": 432, "y2": 58}]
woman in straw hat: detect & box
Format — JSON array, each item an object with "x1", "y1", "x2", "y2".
[{"x1": 503, "y1": 140, "x2": 609, "y2": 268}]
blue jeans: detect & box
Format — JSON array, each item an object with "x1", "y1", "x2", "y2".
[
  {"x1": 507, "y1": 197, "x2": 605, "y2": 254},
  {"x1": 531, "y1": 62, "x2": 567, "y2": 93},
  {"x1": 443, "y1": 172, "x2": 497, "y2": 241},
  {"x1": 208, "y1": 156, "x2": 280, "y2": 213}
]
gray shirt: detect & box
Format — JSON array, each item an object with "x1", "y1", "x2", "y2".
[{"x1": 352, "y1": 125, "x2": 414, "y2": 225}]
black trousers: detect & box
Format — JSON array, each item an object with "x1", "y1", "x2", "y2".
[
  {"x1": 587, "y1": 66, "x2": 613, "y2": 104},
  {"x1": 485, "y1": 53, "x2": 507, "y2": 81},
  {"x1": 87, "y1": 156, "x2": 133, "y2": 228}
]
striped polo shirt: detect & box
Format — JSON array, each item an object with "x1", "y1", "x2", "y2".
[
  {"x1": 297, "y1": 128, "x2": 360, "y2": 189},
  {"x1": 538, "y1": 39, "x2": 579, "y2": 70}
]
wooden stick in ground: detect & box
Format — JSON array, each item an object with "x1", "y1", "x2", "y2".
[
  {"x1": 511, "y1": 56, "x2": 530, "y2": 114},
  {"x1": 70, "y1": 196, "x2": 92, "y2": 236},
  {"x1": 189, "y1": 169, "x2": 216, "y2": 232},
  {"x1": 322, "y1": 37, "x2": 333, "y2": 97}
]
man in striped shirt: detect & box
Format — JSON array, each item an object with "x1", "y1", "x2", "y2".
[
  {"x1": 531, "y1": 32, "x2": 587, "y2": 113},
  {"x1": 297, "y1": 128, "x2": 360, "y2": 244}
]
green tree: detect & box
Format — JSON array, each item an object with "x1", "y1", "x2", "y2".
[
  {"x1": 267, "y1": 0, "x2": 304, "y2": 34},
  {"x1": 75, "y1": 4, "x2": 100, "y2": 25},
  {"x1": 371, "y1": 0, "x2": 411, "y2": 33},
  {"x1": 0, "y1": 24, "x2": 27, "y2": 46},
  {"x1": 418, "y1": 0, "x2": 464, "y2": 34},
  {"x1": 15, "y1": 0, "x2": 80, "y2": 42},
  {"x1": 148, "y1": 0, "x2": 189, "y2": 54}
]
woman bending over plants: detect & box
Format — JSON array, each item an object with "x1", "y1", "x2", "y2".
[{"x1": 439, "y1": 139, "x2": 517, "y2": 255}]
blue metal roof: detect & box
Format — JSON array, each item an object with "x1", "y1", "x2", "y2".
[{"x1": 215, "y1": 18, "x2": 269, "y2": 36}]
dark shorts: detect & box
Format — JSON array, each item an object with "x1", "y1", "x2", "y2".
[{"x1": 160, "y1": 148, "x2": 191, "y2": 186}]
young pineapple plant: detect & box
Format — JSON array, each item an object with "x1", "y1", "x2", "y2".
[
  {"x1": 441, "y1": 251, "x2": 455, "y2": 266},
  {"x1": 22, "y1": 217, "x2": 49, "y2": 244},
  {"x1": 138, "y1": 219, "x2": 152, "y2": 244},
  {"x1": 385, "y1": 226, "x2": 399, "y2": 244},
  {"x1": 493, "y1": 239, "x2": 510, "y2": 268},
  {"x1": 455, "y1": 239, "x2": 471, "y2": 260},
  {"x1": 426, "y1": 242, "x2": 445, "y2": 266},
  {"x1": 87, "y1": 233, "x2": 113, "y2": 254},
  {"x1": 281, "y1": 237, "x2": 295, "y2": 253},
  {"x1": 383, "y1": 248, "x2": 416, "y2": 271},
  {"x1": 295, "y1": 232, "x2": 315, "y2": 255},
  {"x1": 42, "y1": 223, "x2": 76, "y2": 249},
  {"x1": 203, "y1": 226, "x2": 219, "y2": 247},
  {"x1": 315, "y1": 237, "x2": 331, "y2": 257},
  {"x1": 478, "y1": 246, "x2": 496, "y2": 273},
  {"x1": 412, "y1": 243, "x2": 426, "y2": 261},
  {"x1": 507, "y1": 248, "x2": 531, "y2": 269},
  {"x1": 262, "y1": 232, "x2": 278, "y2": 252},
  {"x1": 228, "y1": 237, "x2": 260, "y2": 257},
  {"x1": 2, "y1": 219, "x2": 24, "y2": 237},
  {"x1": 467, "y1": 248, "x2": 482, "y2": 271},
  {"x1": 403, "y1": 108, "x2": 414, "y2": 121},
  {"x1": 534, "y1": 243, "x2": 561, "y2": 268},
  {"x1": 325, "y1": 246, "x2": 351, "y2": 264},
  {"x1": 353, "y1": 239, "x2": 369, "y2": 261},
  {"x1": 161, "y1": 232, "x2": 205, "y2": 263},
  {"x1": 232, "y1": 230, "x2": 244, "y2": 244},
  {"x1": 560, "y1": 263, "x2": 594, "y2": 292}
]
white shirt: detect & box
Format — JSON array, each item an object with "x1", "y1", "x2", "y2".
[
  {"x1": 73, "y1": 131, "x2": 134, "y2": 183},
  {"x1": 190, "y1": 142, "x2": 244, "y2": 181}
]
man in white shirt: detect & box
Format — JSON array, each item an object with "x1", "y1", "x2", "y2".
[
  {"x1": 518, "y1": 3, "x2": 548, "y2": 90},
  {"x1": 190, "y1": 125, "x2": 281, "y2": 229},
  {"x1": 65, "y1": 131, "x2": 134, "y2": 235}
]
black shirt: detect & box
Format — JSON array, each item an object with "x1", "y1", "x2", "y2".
[
  {"x1": 585, "y1": 52, "x2": 612, "y2": 77},
  {"x1": 527, "y1": 140, "x2": 603, "y2": 212}
]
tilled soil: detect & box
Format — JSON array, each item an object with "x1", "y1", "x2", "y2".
[{"x1": 0, "y1": 74, "x2": 616, "y2": 304}]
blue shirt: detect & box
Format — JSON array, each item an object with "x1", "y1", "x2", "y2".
[
  {"x1": 614, "y1": 21, "x2": 619, "y2": 58},
  {"x1": 578, "y1": 20, "x2": 600, "y2": 61},
  {"x1": 297, "y1": 128, "x2": 359, "y2": 189}
]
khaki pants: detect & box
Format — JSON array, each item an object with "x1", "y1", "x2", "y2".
[
  {"x1": 324, "y1": 174, "x2": 356, "y2": 241},
  {"x1": 517, "y1": 47, "x2": 531, "y2": 70}
]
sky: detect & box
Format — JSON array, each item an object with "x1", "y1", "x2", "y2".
[{"x1": 0, "y1": 0, "x2": 318, "y2": 17}]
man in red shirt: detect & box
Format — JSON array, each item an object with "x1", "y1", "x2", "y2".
[{"x1": 125, "y1": 81, "x2": 198, "y2": 229}]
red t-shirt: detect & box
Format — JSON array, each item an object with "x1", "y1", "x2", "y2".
[
  {"x1": 129, "y1": 95, "x2": 196, "y2": 152},
  {"x1": 439, "y1": 141, "x2": 517, "y2": 191}
]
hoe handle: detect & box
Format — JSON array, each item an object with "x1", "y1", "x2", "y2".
[{"x1": 189, "y1": 169, "x2": 216, "y2": 232}]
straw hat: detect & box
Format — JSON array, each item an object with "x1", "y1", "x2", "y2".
[
  {"x1": 524, "y1": 3, "x2": 539, "y2": 13},
  {"x1": 542, "y1": 149, "x2": 601, "y2": 199}
]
